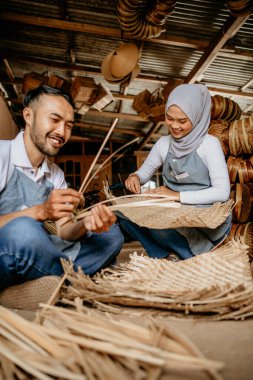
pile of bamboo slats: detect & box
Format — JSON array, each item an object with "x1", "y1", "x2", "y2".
[
  {"x1": 0, "y1": 304, "x2": 224, "y2": 380},
  {"x1": 59, "y1": 241, "x2": 253, "y2": 321}
]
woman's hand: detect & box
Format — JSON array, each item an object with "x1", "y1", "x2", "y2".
[
  {"x1": 144, "y1": 186, "x2": 180, "y2": 201},
  {"x1": 125, "y1": 174, "x2": 141, "y2": 194},
  {"x1": 83, "y1": 204, "x2": 116, "y2": 233}
]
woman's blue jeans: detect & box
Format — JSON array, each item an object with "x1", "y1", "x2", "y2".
[
  {"x1": 118, "y1": 217, "x2": 193, "y2": 260},
  {"x1": 0, "y1": 217, "x2": 124, "y2": 290}
]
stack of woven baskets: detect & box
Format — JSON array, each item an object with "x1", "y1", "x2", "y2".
[
  {"x1": 117, "y1": 0, "x2": 176, "y2": 39},
  {"x1": 208, "y1": 95, "x2": 253, "y2": 259}
]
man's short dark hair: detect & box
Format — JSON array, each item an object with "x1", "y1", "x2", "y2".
[{"x1": 23, "y1": 85, "x2": 75, "y2": 109}]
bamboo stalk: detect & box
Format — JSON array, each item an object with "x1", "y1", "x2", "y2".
[
  {"x1": 82, "y1": 136, "x2": 139, "y2": 193},
  {"x1": 79, "y1": 118, "x2": 119, "y2": 194}
]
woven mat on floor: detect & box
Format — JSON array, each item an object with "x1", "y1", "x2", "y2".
[
  {"x1": 111, "y1": 196, "x2": 234, "y2": 229},
  {"x1": 60, "y1": 241, "x2": 253, "y2": 320},
  {"x1": 0, "y1": 276, "x2": 61, "y2": 311}
]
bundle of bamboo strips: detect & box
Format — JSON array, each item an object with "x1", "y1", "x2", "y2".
[
  {"x1": 58, "y1": 241, "x2": 253, "y2": 320},
  {"x1": 0, "y1": 305, "x2": 224, "y2": 380}
]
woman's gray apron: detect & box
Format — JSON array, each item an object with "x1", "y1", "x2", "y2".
[
  {"x1": 0, "y1": 150, "x2": 80, "y2": 261},
  {"x1": 163, "y1": 149, "x2": 231, "y2": 255}
]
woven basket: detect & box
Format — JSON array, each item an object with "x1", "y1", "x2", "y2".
[
  {"x1": 211, "y1": 95, "x2": 241, "y2": 121},
  {"x1": 227, "y1": 156, "x2": 253, "y2": 183},
  {"x1": 22, "y1": 72, "x2": 47, "y2": 94},
  {"x1": 229, "y1": 115, "x2": 253, "y2": 156},
  {"x1": 227, "y1": 0, "x2": 253, "y2": 16}
]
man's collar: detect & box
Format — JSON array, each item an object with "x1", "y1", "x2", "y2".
[{"x1": 11, "y1": 131, "x2": 50, "y2": 173}]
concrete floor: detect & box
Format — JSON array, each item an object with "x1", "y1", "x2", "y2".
[{"x1": 159, "y1": 318, "x2": 253, "y2": 380}]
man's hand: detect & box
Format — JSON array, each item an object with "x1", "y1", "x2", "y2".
[
  {"x1": 83, "y1": 204, "x2": 116, "y2": 233},
  {"x1": 125, "y1": 174, "x2": 141, "y2": 194},
  {"x1": 144, "y1": 186, "x2": 180, "y2": 201},
  {"x1": 41, "y1": 188, "x2": 83, "y2": 221}
]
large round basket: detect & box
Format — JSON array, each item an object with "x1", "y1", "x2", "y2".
[
  {"x1": 230, "y1": 183, "x2": 252, "y2": 223},
  {"x1": 229, "y1": 115, "x2": 253, "y2": 156},
  {"x1": 227, "y1": 156, "x2": 253, "y2": 183},
  {"x1": 211, "y1": 95, "x2": 241, "y2": 121},
  {"x1": 226, "y1": 0, "x2": 253, "y2": 17}
]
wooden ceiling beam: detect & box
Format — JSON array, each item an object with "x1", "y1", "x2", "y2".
[
  {"x1": 86, "y1": 109, "x2": 148, "y2": 122},
  {"x1": 75, "y1": 122, "x2": 145, "y2": 137},
  {"x1": 208, "y1": 87, "x2": 253, "y2": 99},
  {"x1": 241, "y1": 78, "x2": 253, "y2": 91},
  {"x1": 186, "y1": 14, "x2": 251, "y2": 84},
  {"x1": 1, "y1": 12, "x2": 253, "y2": 62},
  {"x1": 5, "y1": 76, "x2": 253, "y2": 101}
]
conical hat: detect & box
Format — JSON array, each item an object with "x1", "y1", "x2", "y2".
[
  {"x1": 110, "y1": 43, "x2": 139, "y2": 78},
  {"x1": 101, "y1": 51, "x2": 129, "y2": 82}
]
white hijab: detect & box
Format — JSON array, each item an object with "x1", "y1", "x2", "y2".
[{"x1": 165, "y1": 84, "x2": 211, "y2": 158}]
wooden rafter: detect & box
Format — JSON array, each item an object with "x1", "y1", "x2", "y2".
[
  {"x1": 186, "y1": 14, "x2": 252, "y2": 84},
  {"x1": 2, "y1": 59, "x2": 20, "y2": 99},
  {"x1": 75, "y1": 122, "x2": 145, "y2": 137},
  {"x1": 241, "y1": 78, "x2": 253, "y2": 91}
]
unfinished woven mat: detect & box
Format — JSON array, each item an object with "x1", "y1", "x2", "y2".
[
  {"x1": 111, "y1": 196, "x2": 233, "y2": 229},
  {"x1": 0, "y1": 305, "x2": 224, "y2": 380},
  {"x1": 60, "y1": 241, "x2": 253, "y2": 320}
]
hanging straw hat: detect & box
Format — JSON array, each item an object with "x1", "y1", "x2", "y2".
[
  {"x1": 101, "y1": 43, "x2": 139, "y2": 83},
  {"x1": 110, "y1": 43, "x2": 139, "y2": 78}
]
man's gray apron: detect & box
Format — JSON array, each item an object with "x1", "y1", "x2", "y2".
[
  {"x1": 0, "y1": 143, "x2": 80, "y2": 260},
  {"x1": 163, "y1": 149, "x2": 231, "y2": 255}
]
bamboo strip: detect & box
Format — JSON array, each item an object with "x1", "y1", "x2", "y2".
[
  {"x1": 83, "y1": 136, "x2": 139, "y2": 193},
  {"x1": 0, "y1": 306, "x2": 65, "y2": 358},
  {"x1": 0, "y1": 341, "x2": 52, "y2": 380},
  {"x1": 79, "y1": 118, "x2": 119, "y2": 194}
]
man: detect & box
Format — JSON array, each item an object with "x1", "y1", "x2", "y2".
[{"x1": 0, "y1": 85, "x2": 124, "y2": 290}]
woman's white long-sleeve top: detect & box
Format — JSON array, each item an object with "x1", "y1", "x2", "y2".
[{"x1": 135, "y1": 134, "x2": 230, "y2": 205}]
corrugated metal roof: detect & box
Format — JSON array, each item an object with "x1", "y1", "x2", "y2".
[{"x1": 0, "y1": 0, "x2": 252, "y2": 146}]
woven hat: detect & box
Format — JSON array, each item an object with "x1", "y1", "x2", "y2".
[
  {"x1": 111, "y1": 43, "x2": 139, "y2": 78},
  {"x1": 101, "y1": 43, "x2": 139, "y2": 83}
]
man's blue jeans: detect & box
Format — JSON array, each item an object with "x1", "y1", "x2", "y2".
[
  {"x1": 118, "y1": 217, "x2": 193, "y2": 260},
  {"x1": 0, "y1": 216, "x2": 124, "y2": 290}
]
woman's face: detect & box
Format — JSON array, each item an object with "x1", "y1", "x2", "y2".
[{"x1": 165, "y1": 105, "x2": 193, "y2": 139}]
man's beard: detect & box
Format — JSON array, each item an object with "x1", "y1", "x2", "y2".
[{"x1": 30, "y1": 121, "x2": 61, "y2": 157}]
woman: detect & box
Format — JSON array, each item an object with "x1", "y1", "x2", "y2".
[{"x1": 119, "y1": 84, "x2": 231, "y2": 260}]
